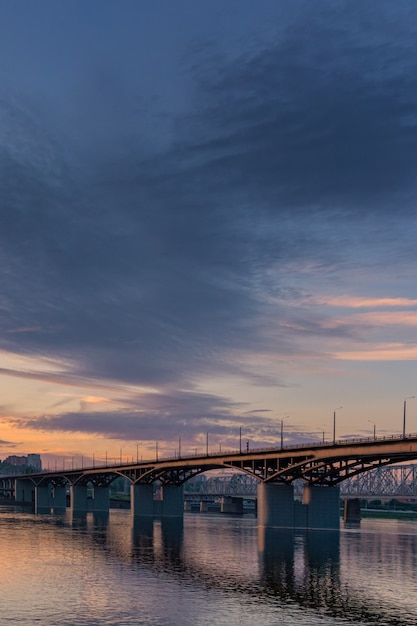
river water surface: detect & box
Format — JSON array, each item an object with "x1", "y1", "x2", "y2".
[{"x1": 1, "y1": 507, "x2": 417, "y2": 625}]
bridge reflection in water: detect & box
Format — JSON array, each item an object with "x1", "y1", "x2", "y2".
[
  {"x1": 76, "y1": 511, "x2": 417, "y2": 625},
  {"x1": 2, "y1": 435, "x2": 417, "y2": 530},
  {"x1": 2, "y1": 503, "x2": 416, "y2": 625}
]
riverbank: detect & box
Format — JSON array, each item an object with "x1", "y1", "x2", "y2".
[{"x1": 360, "y1": 508, "x2": 417, "y2": 520}]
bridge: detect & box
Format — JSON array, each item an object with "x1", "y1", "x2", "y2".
[
  {"x1": 1, "y1": 433, "x2": 417, "y2": 530},
  {"x1": 185, "y1": 463, "x2": 417, "y2": 498}
]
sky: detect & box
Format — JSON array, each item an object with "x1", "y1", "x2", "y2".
[{"x1": 1, "y1": 1, "x2": 417, "y2": 467}]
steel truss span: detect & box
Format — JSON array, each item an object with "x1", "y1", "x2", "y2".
[
  {"x1": 188, "y1": 464, "x2": 417, "y2": 499},
  {"x1": 342, "y1": 463, "x2": 417, "y2": 498}
]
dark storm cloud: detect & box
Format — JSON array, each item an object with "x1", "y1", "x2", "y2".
[
  {"x1": 15, "y1": 389, "x2": 244, "y2": 441},
  {"x1": 1, "y1": 1, "x2": 417, "y2": 402},
  {"x1": 14, "y1": 388, "x2": 308, "y2": 447},
  {"x1": 181, "y1": 4, "x2": 417, "y2": 215}
]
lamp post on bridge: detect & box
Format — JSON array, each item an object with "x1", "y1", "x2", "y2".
[
  {"x1": 333, "y1": 406, "x2": 343, "y2": 445},
  {"x1": 318, "y1": 427, "x2": 327, "y2": 444},
  {"x1": 280, "y1": 416, "x2": 289, "y2": 450},
  {"x1": 368, "y1": 419, "x2": 376, "y2": 439},
  {"x1": 403, "y1": 396, "x2": 415, "y2": 439}
]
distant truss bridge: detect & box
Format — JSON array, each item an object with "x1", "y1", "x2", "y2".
[{"x1": 185, "y1": 464, "x2": 417, "y2": 500}]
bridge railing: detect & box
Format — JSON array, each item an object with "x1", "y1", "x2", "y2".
[{"x1": 3, "y1": 432, "x2": 417, "y2": 477}]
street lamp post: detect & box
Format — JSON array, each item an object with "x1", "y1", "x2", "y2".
[
  {"x1": 403, "y1": 396, "x2": 415, "y2": 439},
  {"x1": 317, "y1": 424, "x2": 328, "y2": 444},
  {"x1": 281, "y1": 419, "x2": 284, "y2": 449},
  {"x1": 333, "y1": 406, "x2": 343, "y2": 445},
  {"x1": 368, "y1": 419, "x2": 376, "y2": 439},
  {"x1": 280, "y1": 416, "x2": 289, "y2": 450}
]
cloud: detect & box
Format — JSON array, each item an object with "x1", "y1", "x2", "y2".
[
  {"x1": 315, "y1": 296, "x2": 417, "y2": 309},
  {"x1": 8, "y1": 387, "x2": 311, "y2": 447},
  {"x1": 0, "y1": 439, "x2": 19, "y2": 448},
  {"x1": 1, "y1": 1, "x2": 417, "y2": 434},
  {"x1": 335, "y1": 343, "x2": 417, "y2": 361},
  {"x1": 182, "y1": 3, "x2": 417, "y2": 216}
]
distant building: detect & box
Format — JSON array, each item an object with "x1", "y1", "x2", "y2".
[
  {"x1": 27, "y1": 454, "x2": 42, "y2": 471},
  {"x1": 4, "y1": 455, "x2": 28, "y2": 467},
  {"x1": 1, "y1": 453, "x2": 42, "y2": 472}
]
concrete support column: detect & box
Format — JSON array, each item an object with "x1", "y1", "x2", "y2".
[
  {"x1": 131, "y1": 483, "x2": 154, "y2": 517},
  {"x1": 92, "y1": 486, "x2": 110, "y2": 512},
  {"x1": 221, "y1": 496, "x2": 244, "y2": 514},
  {"x1": 15, "y1": 479, "x2": 35, "y2": 505},
  {"x1": 343, "y1": 498, "x2": 361, "y2": 523},
  {"x1": 35, "y1": 485, "x2": 52, "y2": 513},
  {"x1": 257, "y1": 482, "x2": 295, "y2": 528},
  {"x1": 302, "y1": 485, "x2": 340, "y2": 530},
  {"x1": 51, "y1": 486, "x2": 67, "y2": 510},
  {"x1": 161, "y1": 485, "x2": 184, "y2": 518},
  {"x1": 70, "y1": 485, "x2": 89, "y2": 513}
]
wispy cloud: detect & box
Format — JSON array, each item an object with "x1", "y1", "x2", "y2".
[
  {"x1": 335, "y1": 343, "x2": 417, "y2": 361},
  {"x1": 0, "y1": 439, "x2": 19, "y2": 448},
  {"x1": 315, "y1": 296, "x2": 417, "y2": 309}
]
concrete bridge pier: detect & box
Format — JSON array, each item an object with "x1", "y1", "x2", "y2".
[
  {"x1": 221, "y1": 496, "x2": 244, "y2": 514},
  {"x1": 70, "y1": 485, "x2": 89, "y2": 513},
  {"x1": 343, "y1": 498, "x2": 361, "y2": 524},
  {"x1": 14, "y1": 479, "x2": 35, "y2": 506},
  {"x1": 131, "y1": 483, "x2": 154, "y2": 517},
  {"x1": 257, "y1": 482, "x2": 295, "y2": 528},
  {"x1": 302, "y1": 485, "x2": 340, "y2": 530},
  {"x1": 92, "y1": 486, "x2": 110, "y2": 512},
  {"x1": 258, "y1": 482, "x2": 340, "y2": 529},
  {"x1": 35, "y1": 485, "x2": 52, "y2": 513},
  {"x1": 131, "y1": 484, "x2": 184, "y2": 518},
  {"x1": 51, "y1": 486, "x2": 67, "y2": 512},
  {"x1": 160, "y1": 485, "x2": 184, "y2": 517}
]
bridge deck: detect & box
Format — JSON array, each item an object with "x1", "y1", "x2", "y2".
[{"x1": 2, "y1": 434, "x2": 417, "y2": 488}]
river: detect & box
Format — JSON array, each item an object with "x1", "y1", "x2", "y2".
[{"x1": 1, "y1": 506, "x2": 417, "y2": 625}]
